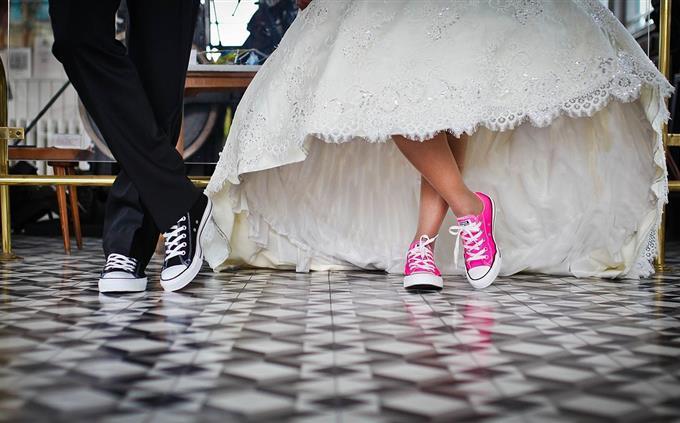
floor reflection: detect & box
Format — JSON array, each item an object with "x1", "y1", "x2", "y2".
[{"x1": 0, "y1": 236, "x2": 679, "y2": 422}]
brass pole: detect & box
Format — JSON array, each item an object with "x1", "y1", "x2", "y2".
[
  {"x1": 0, "y1": 56, "x2": 17, "y2": 261},
  {"x1": 0, "y1": 175, "x2": 210, "y2": 187},
  {"x1": 656, "y1": 0, "x2": 671, "y2": 271}
]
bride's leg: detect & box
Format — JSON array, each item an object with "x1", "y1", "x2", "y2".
[
  {"x1": 394, "y1": 132, "x2": 481, "y2": 218},
  {"x1": 412, "y1": 133, "x2": 470, "y2": 241},
  {"x1": 415, "y1": 177, "x2": 448, "y2": 240},
  {"x1": 399, "y1": 132, "x2": 478, "y2": 289},
  {"x1": 447, "y1": 133, "x2": 467, "y2": 173}
]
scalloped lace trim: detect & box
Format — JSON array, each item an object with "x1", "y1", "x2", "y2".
[{"x1": 205, "y1": 0, "x2": 673, "y2": 278}]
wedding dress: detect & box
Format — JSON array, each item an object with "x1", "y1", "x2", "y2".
[{"x1": 202, "y1": 0, "x2": 673, "y2": 278}]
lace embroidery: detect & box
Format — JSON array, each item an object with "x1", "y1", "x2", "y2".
[
  {"x1": 210, "y1": 0, "x2": 672, "y2": 187},
  {"x1": 489, "y1": 0, "x2": 544, "y2": 24},
  {"x1": 207, "y1": 0, "x2": 672, "y2": 277},
  {"x1": 341, "y1": 9, "x2": 397, "y2": 60}
]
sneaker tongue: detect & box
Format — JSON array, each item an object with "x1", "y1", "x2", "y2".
[
  {"x1": 165, "y1": 255, "x2": 184, "y2": 267},
  {"x1": 409, "y1": 241, "x2": 432, "y2": 253},
  {"x1": 457, "y1": 216, "x2": 475, "y2": 227}
]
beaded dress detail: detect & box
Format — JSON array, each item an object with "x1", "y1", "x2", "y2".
[{"x1": 203, "y1": 0, "x2": 672, "y2": 278}]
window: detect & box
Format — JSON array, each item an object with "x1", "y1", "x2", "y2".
[
  {"x1": 205, "y1": 0, "x2": 259, "y2": 48},
  {"x1": 626, "y1": 0, "x2": 653, "y2": 34}
]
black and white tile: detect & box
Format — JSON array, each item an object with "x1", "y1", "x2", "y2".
[{"x1": 1, "y1": 236, "x2": 679, "y2": 422}]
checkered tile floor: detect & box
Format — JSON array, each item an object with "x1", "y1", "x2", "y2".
[{"x1": 1, "y1": 236, "x2": 679, "y2": 422}]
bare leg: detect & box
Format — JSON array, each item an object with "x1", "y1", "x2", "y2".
[
  {"x1": 415, "y1": 177, "x2": 448, "y2": 240},
  {"x1": 411, "y1": 133, "x2": 473, "y2": 242},
  {"x1": 413, "y1": 133, "x2": 471, "y2": 242},
  {"x1": 447, "y1": 133, "x2": 467, "y2": 173},
  {"x1": 394, "y1": 133, "x2": 481, "y2": 229}
]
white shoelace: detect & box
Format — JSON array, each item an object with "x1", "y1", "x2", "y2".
[
  {"x1": 407, "y1": 235, "x2": 438, "y2": 272},
  {"x1": 164, "y1": 216, "x2": 188, "y2": 261},
  {"x1": 104, "y1": 253, "x2": 137, "y2": 273},
  {"x1": 449, "y1": 221, "x2": 488, "y2": 268}
]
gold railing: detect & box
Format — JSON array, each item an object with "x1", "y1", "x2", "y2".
[
  {"x1": 657, "y1": 0, "x2": 676, "y2": 270},
  {"x1": 0, "y1": 57, "x2": 24, "y2": 260}
]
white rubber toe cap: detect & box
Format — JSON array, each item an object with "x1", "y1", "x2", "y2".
[
  {"x1": 468, "y1": 266, "x2": 491, "y2": 280},
  {"x1": 98, "y1": 273, "x2": 147, "y2": 293},
  {"x1": 160, "y1": 261, "x2": 202, "y2": 292},
  {"x1": 101, "y1": 271, "x2": 135, "y2": 280},
  {"x1": 160, "y1": 265, "x2": 187, "y2": 281},
  {"x1": 465, "y1": 253, "x2": 502, "y2": 290},
  {"x1": 404, "y1": 273, "x2": 443, "y2": 289}
]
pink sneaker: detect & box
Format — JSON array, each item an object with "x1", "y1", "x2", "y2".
[
  {"x1": 449, "y1": 192, "x2": 501, "y2": 289},
  {"x1": 403, "y1": 235, "x2": 443, "y2": 289}
]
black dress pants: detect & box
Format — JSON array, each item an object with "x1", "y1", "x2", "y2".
[{"x1": 49, "y1": 0, "x2": 201, "y2": 269}]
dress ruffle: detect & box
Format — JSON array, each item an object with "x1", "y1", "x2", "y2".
[{"x1": 203, "y1": 0, "x2": 672, "y2": 278}]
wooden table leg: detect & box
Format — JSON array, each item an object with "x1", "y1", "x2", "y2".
[
  {"x1": 53, "y1": 166, "x2": 71, "y2": 254},
  {"x1": 67, "y1": 167, "x2": 83, "y2": 250}
]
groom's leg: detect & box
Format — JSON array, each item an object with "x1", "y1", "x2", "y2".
[
  {"x1": 103, "y1": 172, "x2": 159, "y2": 270},
  {"x1": 102, "y1": 0, "x2": 200, "y2": 268},
  {"x1": 127, "y1": 0, "x2": 198, "y2": 142},
  {"x1": 48, "y1": 0, "x2": 201, "y2": 235}
]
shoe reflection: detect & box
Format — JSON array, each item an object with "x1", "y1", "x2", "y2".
[
  {"x1": 404, "y1": 289, "x2": 496, "y2": 356},
  {"x1": 463, "y1": 297, "x2": 495, "y2": 351}
]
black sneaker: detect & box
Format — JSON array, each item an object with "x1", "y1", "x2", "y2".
[
  {"x1": 160, "y1": 193, "x2": 213, "y2": 292},
  {"x1": 98, "y1": 253, "x2": 147, "y2": 293}
]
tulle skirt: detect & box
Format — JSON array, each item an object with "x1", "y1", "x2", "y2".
[{"x1": 203, "y1": 0, "x2": 673, "y2": 278}]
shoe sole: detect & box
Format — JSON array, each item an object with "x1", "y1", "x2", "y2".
[
  {"x1": 99, "y1": 276, "x2": 148, "y2": 293},
  {"x1": 404, "y1": 273, "x2": 443, "y2": 290},
  {"x1": 160, "y1": 197, "x2": 213, "y2": 292},
  {"x1": 466, "y1": 195, "x2": 502, "y2": 290}
]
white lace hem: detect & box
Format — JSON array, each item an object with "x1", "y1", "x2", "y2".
[{"x1": 204, "y1": 85, "x2": 671, "y2": 279}]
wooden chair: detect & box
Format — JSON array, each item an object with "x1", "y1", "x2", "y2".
[{"x1": 9, "y1": 147, "x2": 92, "y2": 254}]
